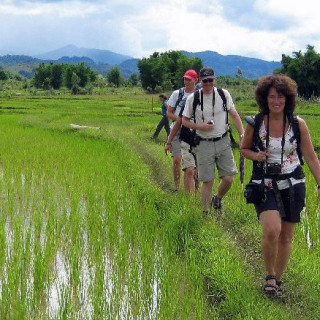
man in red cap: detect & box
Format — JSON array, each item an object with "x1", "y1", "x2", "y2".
[{"x1": 165, "y1": 69, "x2": 198, "y2": 193}]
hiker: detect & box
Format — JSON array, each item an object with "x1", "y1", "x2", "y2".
[
  {"x1": 182, "y1": 67, "x2": 244, "y2": 213},
  {"x1": 241, "y1": 74, "x2": 320, "y2": 296},
  {"x1": 165, "y1": 69, "x2": 198, "y2": 192},
  {"x1": 152, "y1": 94, "x2": 170, "y2": 140}
]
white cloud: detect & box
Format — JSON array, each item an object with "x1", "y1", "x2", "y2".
[{"x1": 0, "y1": 0, "x2": 319, "y2": 61}]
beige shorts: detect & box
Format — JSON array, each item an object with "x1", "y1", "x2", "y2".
[
  {"x1": 194, "y1": 136, "x2": 237, "y2": 182},
  {"x1": 171, "y1": 135, "x2": 181, "y2": 157},
  {"x1": 181, "y1": 141, "x2": 196, "y2": 170}
]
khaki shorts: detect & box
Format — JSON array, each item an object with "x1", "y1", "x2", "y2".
[
  {"x1": 171, "y1": 135, "x2": 181, "y2": 157},
  {"x1": 194, "y1": 136, "x2": 237, "y2": 182},
  {"x1": 181, "y1": 141, "x2": 196, "y2": 170}
]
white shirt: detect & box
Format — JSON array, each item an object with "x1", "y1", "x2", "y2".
[
  {"x1": 167, "y1": 88, "x2": 192, "y2": 131},
  {"x1": 253, "y1": 122, "x2": 305, "y2": 189},
  {"x1": 182, "y1": 88, "x2": 234, "y2": 138}
]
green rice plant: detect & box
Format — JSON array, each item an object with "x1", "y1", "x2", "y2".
[{"x1": 0, "y1": 89, "x2": 320, "y2": 319}]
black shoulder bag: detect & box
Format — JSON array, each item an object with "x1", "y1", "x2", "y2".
[{"x1": 244, "y1": 172, "x2": 266, "y2": 204}]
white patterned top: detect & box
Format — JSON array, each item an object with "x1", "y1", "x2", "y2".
[{"x1": 253, "y1": 120, "x2": 305, "y2": 190}]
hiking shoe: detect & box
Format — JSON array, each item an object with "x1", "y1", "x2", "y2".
[{"x1": 212, "y1": 196, "x2": 222, "y2": 210}]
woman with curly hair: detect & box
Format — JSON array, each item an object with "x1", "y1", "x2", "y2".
[{"x1": 241, "y1": 74, "x2": 320, "y2": 296}]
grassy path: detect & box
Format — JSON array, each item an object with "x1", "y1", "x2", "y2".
[{"x1": 117, "y1": 127, "x2": 320, "y2": 319}]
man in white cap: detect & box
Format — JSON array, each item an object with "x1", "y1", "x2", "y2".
[
  {"x1": 165, "y1": 69, "x2": 198, "y2": 193},
  {"x1": 182, "y1": 67, "x2": 244, "y2": 215}
]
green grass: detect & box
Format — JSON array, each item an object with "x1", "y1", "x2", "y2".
[{"x1": 0, "y1": 86, "x2": 319, "y2": 319}]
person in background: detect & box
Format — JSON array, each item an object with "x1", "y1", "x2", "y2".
[
  {"x1": 241, "y1": 74, "x2": 320, "y2": 296},
  {"x1": 165, "y1": 69, "x2": 198, "y2": 192},
  {"x1": 165, "y1": 71, "x2": 199, "y2": 193},
  {"x1": 152, "y1": 94, "x2": 170, "y2": 140},
  {"x1": 182, "y1": 67, "x2": 244, "y2": 214}
]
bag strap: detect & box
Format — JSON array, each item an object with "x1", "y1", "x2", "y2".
[
  {"x1": 175, "y1": 87, "x2": 184, "y2": 108},
  {"x1": 192, "y1": 89, "x2": 204, "y2": 124},
  {"x1": 289, "y1": 113, "x2": 304, "y2": 165},
  {"x1": 252, "y1": 112, "x2": 265, "y2": 151}
]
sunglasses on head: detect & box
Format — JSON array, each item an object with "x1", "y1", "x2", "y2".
[{"x1": 202, "y1": 78, "x2": 214, "y2": 83}]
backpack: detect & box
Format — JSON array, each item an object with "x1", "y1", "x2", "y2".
[{"x1": 179, "y1": 88, "x2": 237, "y2": 147}]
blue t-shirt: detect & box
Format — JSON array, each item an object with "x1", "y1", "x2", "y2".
[{"x1": 161, "y1": 101, "x2": 167, "y2": 116}]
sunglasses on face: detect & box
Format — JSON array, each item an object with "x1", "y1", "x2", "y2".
[{"x1": 202, "y1": 78, "x2": 214, "y2": 83}]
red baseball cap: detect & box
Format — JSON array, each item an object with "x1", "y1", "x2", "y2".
[{"x1": 183, "y1": 69, "x2": 198, "y2": 80}]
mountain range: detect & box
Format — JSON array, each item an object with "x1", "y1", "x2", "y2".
[{"x1": 0, "y1": 44, "x2": 281, "y2": 80}]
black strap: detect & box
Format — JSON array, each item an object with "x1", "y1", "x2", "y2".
[
  {"x1": 175, "y1": 88, "x2": 184, "y2": 108},
  {"x1": 271, "y1": 177, "x2": 296, "y2": 219},
  {"x1": 252, "y1": 112, "x2": 266, "y2": 151},
  {"x1": 289, "y1": 114, "x2": 304, "y2": 165},
  {"x1": 271, "y1": 180, "x2": 286, "y2": 218},
  {"x1": 265, "y1": 165, "x2": 304, "y2": 180}
]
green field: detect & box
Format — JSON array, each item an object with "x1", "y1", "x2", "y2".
[{"x1": 0, "y1": 87, "x2": 319, "y2": 319}]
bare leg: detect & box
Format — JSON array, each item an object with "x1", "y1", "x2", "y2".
[
  {"x1": 173, "y1": 155, "x2": 181, "y2": 191},
  {"x1": 216, "y1": 175, "x2": 234, "y2": 199},
  {"x1": 184, "y1": 166, "x2": 196, "y2": 193},
  {"x1": 259, "y1": 210, "x2": 282, "y2": 290},
  {"x1": 274, "y1": 221, "x2": 295, "y2": 281},
  {"x1": 201, "y1": 180, "x2": 214, "y2": 211}
]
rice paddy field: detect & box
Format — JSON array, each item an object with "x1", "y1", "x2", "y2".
[{"x1": 0, "y1": 86, "x2": 319, "y2": 319}]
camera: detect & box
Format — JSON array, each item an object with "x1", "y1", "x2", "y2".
[
  {"x1": 191, "y1": 134, "x2": 201, "y2": 147},
  {"x1": 207, "y1": 120, "x2": 214, "y2": 124},
  {"x1": 266, "y1": 163, "x2": 282, "y2": 175}
]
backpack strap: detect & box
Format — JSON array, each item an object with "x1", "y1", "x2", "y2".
[
  {"x1": 192, "y1": 89, "x2": 200, "y2": 113},
  {"x1": 216, "y1": 88, "x2": 237, "y2": 146},
  {"x1": 247, "y1": 112, "x2": 265, "y2": 151},
  {"x1": 289, "y1": 113, "x2": 304, "y2": 165},
  {"x1": 175, "y1": 87, "x2": 184, "y2": 108},
  {"x1": 192, "y1": 89, "x2": 203, "y2": 124},
  {"x1": 245, "y1": 112, "x2": 265, "y2": 179},
  {"x1": 212, "y1": 88, "x2": 228, "y2": 124},
  {"x1": 217, "y1": 88, "x2": 227, "y2": 112}
]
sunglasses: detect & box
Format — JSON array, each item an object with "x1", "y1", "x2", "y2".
[{"x1": 202, "y1": 78, "x2": 214, "y2": 83}]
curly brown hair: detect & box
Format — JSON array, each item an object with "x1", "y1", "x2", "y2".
[{"x1": 255, "y1": 74, "x2": 298, "y2": 114}]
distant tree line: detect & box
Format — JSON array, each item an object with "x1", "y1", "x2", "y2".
[
  {"x1": 2, "y1": 46, "x2": 320, "y2": 98},
  {"x1": 276, "y1": 45, "x2": 320, "y2": 98},
  {"x1": 32, "y1": 62, "x2": 98, "y2": 93},
  {"x1": 0, "y1": 68, "x2": 22, "y2": 81},
  {"x1": 138, "y1": 51, "x2": 203, "y2": 92}
]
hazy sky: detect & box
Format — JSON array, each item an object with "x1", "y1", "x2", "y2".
[{"x1": 1, "y1": 0, "x2": 319, "y2": 61}]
